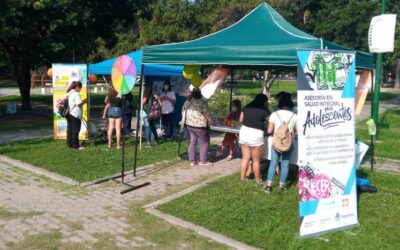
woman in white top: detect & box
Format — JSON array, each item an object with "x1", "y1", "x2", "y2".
[
  {"x1": 66, "y1": 81, "x2": 87, "y2": 149},
  {"x1": 159, "y1": 81, "x2": 176, "y2": 139},
  {"x1": 264, "y1": 95, "x2": 297, "y2": 193}
]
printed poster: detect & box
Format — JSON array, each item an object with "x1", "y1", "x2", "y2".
[
  {"x1": 53, "y1": 64, "x2": 89, "y2": 140},
  {"x1": 296, "y1": 49, "x2": 358, "y2": 237},
  {"x1": 368, "y1": 14, "x2": 397, "y2": 53}
]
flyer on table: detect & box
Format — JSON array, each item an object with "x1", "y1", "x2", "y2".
[
  {"x1": 296, "y1": 49, "x2": 358, "y2": 237},
  {"x1": 52, "y1": 64, "x2": 88, "y2": 140}
]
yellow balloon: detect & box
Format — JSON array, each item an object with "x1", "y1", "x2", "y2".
[
  {"x1": 183, "y1": 70, "x2": 193, "y2": 80},
  {"x1": 191, "y1": 74, "x2": 203, "y2": 87},
  {"x1": 183, "y1": 65, "x2": 201, "y2": 80}
]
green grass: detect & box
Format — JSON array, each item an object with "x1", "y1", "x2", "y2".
[
  {"x1": 235, "y1": 80, "x2": 297, "y2": 99},
  {"x1": 158, "y1": 169, "x2": 400, "y2": 250},
  {"x1": 0, "y1": 94, "x2": 109, "y2": 106},
  {"x1": 0, "y1": 207, "x2": 43, "y2": 220},
  {"x1": 0, "y1": 137, "x2": 187, "y2": 182},
  {"x1": 356, "y1": 109, "x2": 400, "y2": 160},
  {"x1": 0, "y1": 93, "x2": 139, "y2": 132},
  {"x1": 0, "y1": 79, "x2": 17, "y2": 88},
  {"x1": 366, "y1": 92, "x2": 399, "y2": 102},
  {"x1": 0, "y1": 116, "x2": 52, "y2": 131},
  {"x1": 0, "y1": 95, "x2": 53, "y2": 104}
]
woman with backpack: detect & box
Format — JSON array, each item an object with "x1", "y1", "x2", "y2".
[
  {"x1": 239, "y1": 94, "x2": 270, "y2": 185},
  {"x1": 264, "y1": 94, "x2": 297, "y2": 194},
  {"x1": 66, "y1": 81, "x2": 87, "y2": 149}
]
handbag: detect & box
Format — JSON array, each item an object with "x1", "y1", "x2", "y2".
[{"x1": 180, "y1": 100, "x2": 193, "y2": 132}]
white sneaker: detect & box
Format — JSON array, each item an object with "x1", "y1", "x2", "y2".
[
  {"x1": 199, "y1": 161, "x2": 213, "y2": 167},
  {"x1": 78, "y1": 147, "x2": 85, "y2": 150}
]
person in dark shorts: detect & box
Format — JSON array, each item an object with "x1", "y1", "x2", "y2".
[{"x1": 103, "y1": 86, "x2": 123, "y2": 149}]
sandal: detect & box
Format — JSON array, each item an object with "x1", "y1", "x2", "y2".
[
  {"x1": 240, "y1": 178, "x2": 249, "y2": 184},
  {"x1": 255, "y1": 180, "x2": 266, "y2": 187}
]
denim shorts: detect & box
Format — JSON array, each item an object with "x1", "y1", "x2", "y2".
[{"x1": 108, "y1": 106, "x2": 122, "y2": 118}]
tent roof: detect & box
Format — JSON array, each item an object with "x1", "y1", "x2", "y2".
[
  {"x1": 88, "y1": 50, "x2": 183, "y2": 76},
  {"x1": 143, "y1": 2, "x2": 373, "y2": 69}
]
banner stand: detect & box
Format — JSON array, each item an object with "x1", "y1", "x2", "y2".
[
  {"x1": 95, "y1": 60, "x2": 150, "y2": 194},
  {"x1": 299, "y1": 223, "x2": 359, "y2": 239},
  {"x1": 297, "y1": 49, "x2": 358, "y2": 237}
]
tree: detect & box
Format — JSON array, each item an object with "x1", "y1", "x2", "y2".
[{"x1": 0, "y1": 0, "x2": 134, "y2": 110}]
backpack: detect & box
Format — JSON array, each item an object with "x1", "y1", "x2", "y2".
[
  {"x1": 58, "y1": 98, "x2": 70, "y2": 118},
  {"x1": 272, "y1": 112, "x2": 295, "y2": 153},
  {"x1": 148, "y1": 98, "x2": 161, "y2": 120}
]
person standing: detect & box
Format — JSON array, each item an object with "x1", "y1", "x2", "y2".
[
  {"x1": 159, "y1": 80, "x2": 176, "y2": 139},
  {"x1": 182, "y1": 88, "x2": 214, "y2": 166},
  {"x1": 142, "y1": 87, "x2": 161, "y2": 148},
  {"x1": 264, "y1": 95, "x2": 297, "y2": 193},
  {"x1": 103, "y1": 86, "x2": 123, "y2": 149},
  {"x1": 216, "y1": 100, "x2": 242, "y2": 160},
  {"x1": 239, "y1": 94, "x2": 270, "y2": 184},
  {"x1": 66, "y1": 81, "x2": 87, "y2": 149},
  {"x1": 122, "y1": 91, "x2": 134, "y2": 135}
]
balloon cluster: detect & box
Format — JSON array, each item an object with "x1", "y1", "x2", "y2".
[{"x1": 183, "y1": 65, "x2": 202, "y2": 87}]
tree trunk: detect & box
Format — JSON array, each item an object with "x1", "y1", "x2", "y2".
[
  {"x1": 14, "y1": 59, "x2": 32, "y2": 111},
  {"x1": 395, "y1": 59, "x2": 400, "y2": 89},
  {"x1": 262, "y1": 70, "x2": 270, "y2": 97}
]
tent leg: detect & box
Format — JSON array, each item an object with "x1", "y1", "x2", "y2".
[
  {"x1": 177, "y1": 128, "x2": 187, "y2": 158},
  {"x1": 229, "y1": 68, "x2": 234, "y2": 111},
  {"x1": 133, "y1": 64, "x2": 145, "y2": 177}
]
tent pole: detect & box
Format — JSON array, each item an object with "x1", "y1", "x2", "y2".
[
  {"x1": 370, "y1": 69, "x2": 375, "y2": 171},
  {"x1": 133, "y1": 64, "x2": 145, "y2": 177},
  {"x1": 229, "y1": 67, "x2": 234, "y2": 111}
]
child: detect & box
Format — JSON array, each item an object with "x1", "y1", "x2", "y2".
[{"x1": 217, "y1": 100, "x2": 241, "y2": 160}]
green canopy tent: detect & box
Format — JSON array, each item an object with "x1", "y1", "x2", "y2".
[
  {"x1": 142, "y1": 2, "x2": 373, "y2": 69},
  {"x1": 131, "y1": 2, "x2": 374, "y2": 172}
]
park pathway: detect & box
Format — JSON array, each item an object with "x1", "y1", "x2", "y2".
[{"x1": 0, "y1": 155, "x2": 239, "y2": 249}]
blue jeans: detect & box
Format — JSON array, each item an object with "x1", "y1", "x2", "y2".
[
  {"x1": 143, "y1": 117, "x2": 159, "y2": 145},
  {"x1": 266, "y1": 147, "x2": 292, "y2": 185},
  {"x1": 143, "y1": 117, "x2": 151, "y2": 145}
]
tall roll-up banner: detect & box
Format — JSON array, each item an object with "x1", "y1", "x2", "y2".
[
  {"x1": 52, "y1": 64, "x2": 88, "y2": 140},
  {"x1": 296, "y1": 49, "x2": 358, "y2": 237}
]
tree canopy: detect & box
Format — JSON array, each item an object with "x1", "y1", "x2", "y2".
[{"x1": 0, "y1": 0, "x2": 399, "y2": 109}]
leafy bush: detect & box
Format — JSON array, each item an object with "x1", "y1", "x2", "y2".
[{"x1": 206, "y1": 90, "x2": 252, "y2": 120}]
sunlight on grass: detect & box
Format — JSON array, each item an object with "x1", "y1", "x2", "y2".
[
  {"x1": 0, "y1": 138, "x2": 188, "y2": 182},
  {"x1": 158, "y1": 169, "x2": 400, "y2": 249},
  {"x1": 356, "y1": 109, "x2": 400, "y2": 160}
]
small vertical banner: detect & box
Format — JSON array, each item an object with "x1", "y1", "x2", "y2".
[
  {"x1": 52, "y1": 64, "x2": 88, "y2": 140},
  {"x1": 296, "y1": 49, "x2": 358, "y2": 237}
]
